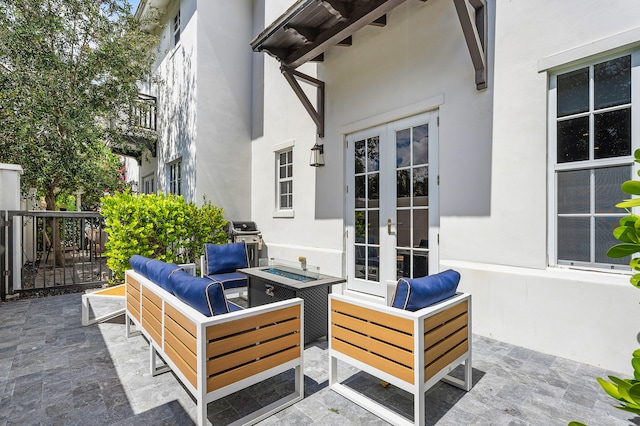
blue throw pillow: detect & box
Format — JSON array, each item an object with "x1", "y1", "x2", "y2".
[
  {"x1": 146, "y1": 260, "x2": 181, "y2": 293},
  {"x1": 130, "y1": 255, "x2": 152, "y2": 278},
  {"x1": 205, "y1": 242, "x2": 249, "y2": 275},
  {"x1": 169, "y1": 269, "x2": 230, "y2": 316},
  {"x1": 392, "y1": 270, "x2": 460, "y2": 311}
]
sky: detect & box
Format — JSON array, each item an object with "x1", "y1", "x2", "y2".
[{"x1": 128, "y1": 0, "x2": 140, "y2": 14}]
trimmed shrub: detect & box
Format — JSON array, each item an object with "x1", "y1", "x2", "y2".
[{"x1": 100, "y1": 191, "x2": 227, "y2": 282}]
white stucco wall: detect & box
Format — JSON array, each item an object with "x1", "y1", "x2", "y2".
[
  {"x1": 154, "y1": 0, "x2": 198, "y2": 200},
  {"x1": 252, "y1": 0, "x2": 640, "y2": 372},
  {"x1": 444, "y1": 0, "x2": 640, "y2": 372},
  {"x1": 250, "y1": 0, "x2": 343, "y2": 276},
  {"x1": 194, "y1": 0, "x2": 253, "y2": 219}
]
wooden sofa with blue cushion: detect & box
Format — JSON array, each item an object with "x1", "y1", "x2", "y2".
[
  {"x1": 328, "y1": 270, "x2": 471, "y2": 426},
  {"x1": 125, "y1": 255, "x2": 304, "y2": 426},
  {"x1": 201, "y1": 241, "x2": 250, "y2": 297}
]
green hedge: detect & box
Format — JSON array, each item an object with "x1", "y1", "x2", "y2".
[{"x1": 100, "y1": 191, "x2": 227, "y2": 282}]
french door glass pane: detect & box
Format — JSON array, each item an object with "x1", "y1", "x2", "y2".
[
  {"x1": 413, "y1": 166, "x2": 428, "y2": 206},
  {"x1": 355, "y1": 244, "x2": 365, "y2": 279},
  {"x1": 368, "y1": 174, "x2": 379, "y2": 208},
  {"x1": 595, "y1": 216, "x2": 628, "y2": 265},
  {"x1": 396, "y1": 129, "x2": 411, "y2": 167},
  {"x1": 355, "y1": 140, "x2": 365, "y2": 173},
  {"x1": 367, "y1": 137, "x2": 379, "y2": 172},
  {"x1": 413, "y1": 124, "x2": 429, "y2": 164},
  {"x1": 557, "y1": 170, "x2": 590, "y2": 214},
  {"x1": 355, "y1": 175, "x2": 365, "y2": 208},
  {"x1": 594, "y1": 108, "x2": 631, "y2": 159},
  {"x1": 397, "y1": 170, "x2": 410, "y2": 207},
  {"x1": 595, "y1": 166, "x2": 630, "y2": 213},
  {"x1": 368, "y1": 210, "x2": 379, "y2": 245},
  {"x1": 355, "y1": 211, "x2": 365, "y2": 239},
  {"x1": 396, "y1": 249, "x2": 410, "y2": 279},
  {"x1": 414, "y1": 252, "x2": 428, "y2": 277},
  {"x1": 557, "y1": 67, "x2": 589, "y2": 117},
  {"x1": 397, "y1": 210, "x2": 410, "y2": 247},
  {"x1": 594, "y1": 55, "x2": 631, "y2": 109},
  {"x1": 413, "y1": 209, "x2": 429, "y2": 248},
  {"x1": 557, "y1": 116, "x2": 589, "y2": 163},
  {"x1": 557, "y1": 217, "x2": 590, "y2": 262}
]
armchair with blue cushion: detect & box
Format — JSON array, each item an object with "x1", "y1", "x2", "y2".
[
  {"x1": 328, "y1": 270, "x2": 472, "y2": 426},
  {"x1": 200, "y1": 241, "x2": 249, "y2": 297}
]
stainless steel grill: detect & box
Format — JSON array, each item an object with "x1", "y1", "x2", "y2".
[{"x1": 226, "y1": 221, "x2": 262, "y2": 267}]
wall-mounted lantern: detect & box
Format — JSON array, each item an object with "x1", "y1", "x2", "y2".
[{"x1": 310, "y1": 143, "x2": 325, "y2": 167}]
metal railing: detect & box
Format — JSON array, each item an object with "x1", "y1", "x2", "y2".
[
  {"x1": 1, "y1": 210, "x2": 109, "y2": 300},
  {"x1": 131, "y1": 93, "x2": 157, "y2": 131}
]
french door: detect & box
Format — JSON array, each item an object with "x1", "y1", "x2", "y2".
[{"x1": 346, "y1": 111, "x2": 439, "y2": 297}]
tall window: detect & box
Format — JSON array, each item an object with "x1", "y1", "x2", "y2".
[
  {"x1": 173, "y1": 10, "x2": 180, "y2": 46},
  {"x1": 277, "y1": 149, "x2": 293, "y2": 210},
  {"x1": 168, "y1": 159, "x2": 181, "y2": 196},
  {"x1": 142, "y1": 174, "x2": 154, "y2": 194},
  {"x1": 551, "y1": 53, "x2": 636, "y2": 270}
]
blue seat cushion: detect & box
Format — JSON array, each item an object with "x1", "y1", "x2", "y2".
[
  {"x1": 207, "y1": 272, "x2": 247, "y2": 290},
  {"x1": 392, "y1": 270, "x2": 460, "y2": 311},
  {"x1": 146, "y1": 260, "x2": 181, "y2": 293},
  {"x1": 130, "y1": 255, "x2": 152, "y2": 278},
  {"x1": 205, "y1": 242, "x2": 249, "y2": 274},
  {"x1": 169, "y1": 269, "x2": 230, "y2": 316}
]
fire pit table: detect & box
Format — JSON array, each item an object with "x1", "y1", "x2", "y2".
[{"x1": 239, "y1": 259, "x2": 345, "y2": 343}]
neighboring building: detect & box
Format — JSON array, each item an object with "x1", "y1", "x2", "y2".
[
  {"x1": 135, "y1": 0, "x2": 253, "y2": 219},
  {"x1": 138, "y1": 0, "x2": 640, "y2": 373}
]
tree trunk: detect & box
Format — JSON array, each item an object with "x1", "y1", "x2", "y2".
[{"x1": 45, "y1": 187, "x2": 65, "y2": 267}]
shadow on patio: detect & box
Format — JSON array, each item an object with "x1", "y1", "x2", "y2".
[{"x1": 0, "y1": 293, "x2": 637, "y2": 425}]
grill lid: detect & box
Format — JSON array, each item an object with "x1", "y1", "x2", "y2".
[{"x1": 227, "y1": 221, "x2": 259, "y2": 234}]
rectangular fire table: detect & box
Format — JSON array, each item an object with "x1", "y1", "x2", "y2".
[{"x1": 239, "y1": 262, "x2": 345, "y2": 343}]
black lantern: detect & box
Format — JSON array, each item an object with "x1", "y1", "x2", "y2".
[{"x1": 310, "y1": 143, "x2": 325, "y2": 167}]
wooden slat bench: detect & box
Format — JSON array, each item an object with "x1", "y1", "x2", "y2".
[
  {"x1": 125, "y1": 269, "x2": 304, "y2": 426},
  {"x1": 328, "y1": 292, "x2": 472, "y2": 426}
]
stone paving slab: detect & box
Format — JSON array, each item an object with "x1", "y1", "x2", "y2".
[{"x1": 0, "y1": 293, "x2": 638, "y2": 425}]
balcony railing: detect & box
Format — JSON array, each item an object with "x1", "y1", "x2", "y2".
[{"x1": 131, "y1": 93, "x2": 157, "y2": 131}]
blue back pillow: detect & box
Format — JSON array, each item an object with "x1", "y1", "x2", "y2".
[
  {"x1": 146, "y1": 260, "x2": 181, "y2": 293},
  {"x1": 392, "y1": 270, "x2": 460, "y2": 311},
  {"x1": 205, "y1": 242, "x2": 249, "y2": 275},
  {"x1": 130, "y1": 255, "x2": 152, "y2": 278},
  {"x1": 169, "y1": 269, "x2": 229, "y2": 316}
]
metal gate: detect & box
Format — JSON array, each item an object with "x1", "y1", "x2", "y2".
[{"x1": 1, "y1": 210, "x2": 109, "y2": 300}]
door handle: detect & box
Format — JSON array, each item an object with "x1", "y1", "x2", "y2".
[{"x1": 387, "y1": 218, "x2": 394, "y2": 235}]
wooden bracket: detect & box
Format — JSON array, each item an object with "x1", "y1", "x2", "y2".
[
  {"x1": 453, "y1": 0, "x2": 487, "y2": 90},
  {"x1": 281, "y1": 66, "x2": 325, "y2": 138}
]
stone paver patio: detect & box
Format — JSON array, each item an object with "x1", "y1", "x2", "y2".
[{"x1": 1, "y1": 292, "x2": 637, "y2": 425}]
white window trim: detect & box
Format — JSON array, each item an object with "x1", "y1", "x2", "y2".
[
  {"x1": 142, "y1": 173, "x2": 155, "y2": 194},
  {"x1": 167, "y1": 158, "x2": 182, "y2": 196},
  {"x1": 273, "y1": 140, "x2": 295, "y2": 218},
  {"x1": 547, "y1": 49, "x2": 640, "y2": 272}
]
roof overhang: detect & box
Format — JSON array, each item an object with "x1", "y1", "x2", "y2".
[
  {"x1": 251, "y1": 0, "x2": 487, "y2": 137},
  {"x1": 251, "y1": 0, "x2": 406, "y2": 69}
]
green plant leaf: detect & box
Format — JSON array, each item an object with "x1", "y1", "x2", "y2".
[
  {"x1": 607, "y1": 244, "x2": 640, "y2": 258},
  {"x1": 598, "y1": 377, "x2": 623, "y2": 400},
  {"x1": 630, "y1": 274, "x2": 640, "y2": 289},
  {"x1": 622, "y1": 181, "x2": 640, "y2": 196},
  {"x1": 616, "y1": 199, "x2": 640, "y2": 209},
  {"x1": 613, "y1": 226, "x2": 639, "y2": 243}
]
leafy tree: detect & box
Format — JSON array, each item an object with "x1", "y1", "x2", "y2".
[{"x1": 0, "y1": 0, "x2": 158, "y2": 210}]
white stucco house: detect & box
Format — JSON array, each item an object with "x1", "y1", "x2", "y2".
[{"x1": 135, "y1": 0, "x2": 640, "y2": 374}]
